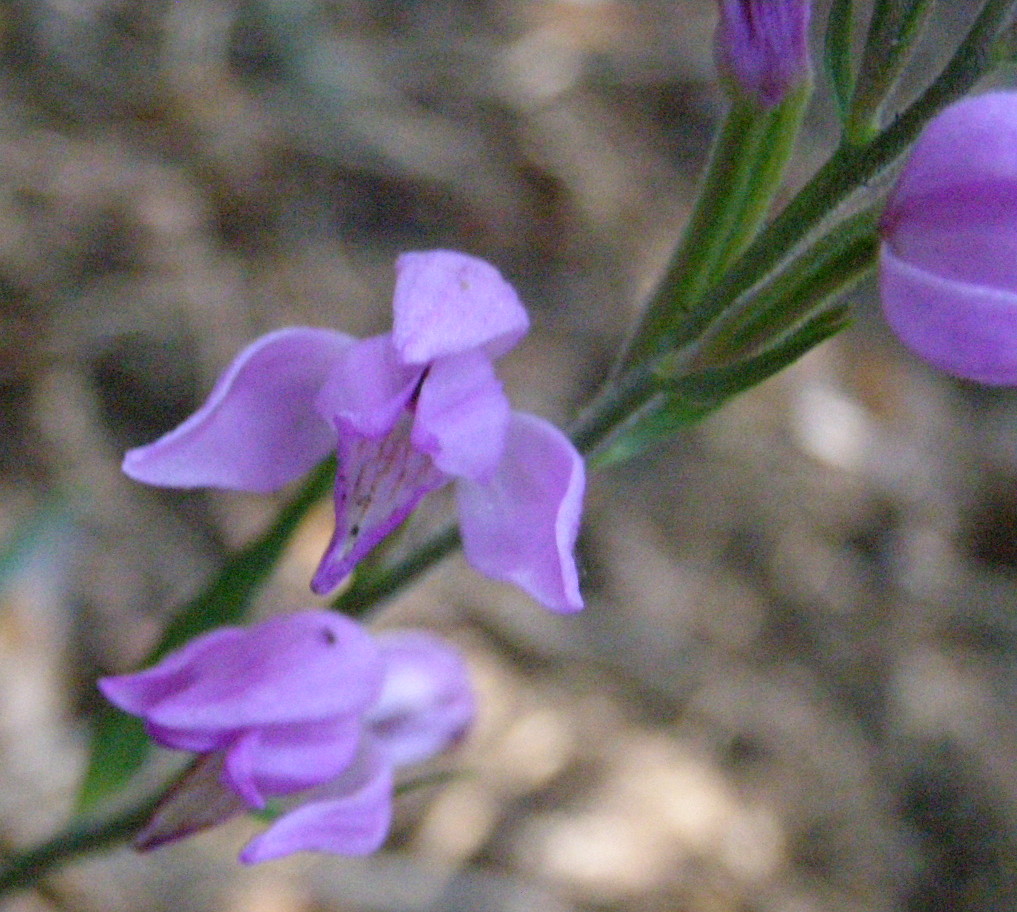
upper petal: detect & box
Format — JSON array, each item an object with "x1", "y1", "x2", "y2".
[
  {"x1": 108, "y1": 612, "x2": 384, "y2": 735},
  {"x1": 368, "y1": 631, "x2": 475, "y2": 768},
  {"x1": 238, "y1": 752, "x2": 393, "y2": 863},
  {"x1": 880, "y1": 241, "x2": 1017, "y2": 384},
  {"x1": 392, "y1": 250, "x2": 529, "y2": 365},
  {"x1": 456, "y1": 412, "x2": 584, "y2": 613},
  {"x1": 411, "y1": 350, "x2": 510, "y2": 482},
  {"x1": 99, "y1": 627, "x2": 245, "y2": 720},
  {"x1": 122, "y1": 328, "x2": 351, "y2": 492}
]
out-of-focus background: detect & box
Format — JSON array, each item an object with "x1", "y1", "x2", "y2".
[{"x1": 1, "y1": 1, "x2": 1016, "y2": 910}]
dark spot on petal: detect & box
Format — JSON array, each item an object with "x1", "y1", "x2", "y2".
[
  {"x1": 350, "y1": 524, "x2": 360, "y2": 537},
  {"x1": 321, "y1": 628, "x2": 337, "y2": 645}
]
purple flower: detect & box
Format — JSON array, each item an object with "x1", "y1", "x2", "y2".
[
  {"x1": 880, "y1": 92, "x2": 1017, "y2": 384},
  {"x1": 714, "y1": 0, "x2": 812, "y2": 109},
  {"x1": 98, "y1": 611, "x2": 474, "y2": 863},
  {"x1": 122, "y1": 250, "x2": 584, "y2": 613}
]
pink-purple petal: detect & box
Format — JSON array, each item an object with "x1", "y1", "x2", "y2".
[
  {"x1": 883, "y1": 181, "x2": 1017, "y2": 291},
  {"x1": 411, "y1": 351, "x2": 509, "y2": 482},
  {"x1": 885, "y1": 93, "x2": 1017, "y2": 223},
  {"x1": 881, "y1": 93, "x2": 1017, "y2": 292},
  {"x1": 715, "y1": 0, "x2": 811, "y2": 109},
  {"x1": 392, "y1": 250, "x2": 529, "y2": 364},
  {"x1": 122, "y1": 328, "x2": 351, "y2": 492},
  {"x1": 224, "y1": 716, "x2": 364, "y2": 806},
  {"x1": 456, "y1": 412, "x2": 584, "y2": 613},
  {"x1": 139, "y1": 613, "x2": 384, "y2": 733},
  {"x1": 368, "y1": 631, "x2": 475, "y2": 767},
  {"x1": 98, "y1": 627, "x2": 245, "y2": 718},
  {"x1": 315, "y1": 334, "x2": 422, "y2": 438},
  {"x1": 238, "y1": 757, "x2": 393, "y2": 863},
  {"x1": 880, "y1": 242, "x2": 1017, "y2": 384}
]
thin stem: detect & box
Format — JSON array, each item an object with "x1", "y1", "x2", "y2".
[{"x1": 0, "y1": 795, "x2": 162, "y2": 895}]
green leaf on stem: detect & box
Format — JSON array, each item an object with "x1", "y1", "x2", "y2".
[
  {"x1": 77, "y1": 457, "x2": 336, "y2": 812},
  {"x1": 711, "y1": 206, "x2": 879, "y2": 360},
  {"x1": 845, "y1": 0, "x2": 934, "y2": 143},
  {"x1": 596, "y1": 308, "x2": 850, "y2": 468},
  {"x1": 825, "y1": 0, "x2": 856, "y2": 123},
  {"x1": 624, "y1": 83, "x2": 810, "y2": 366}
]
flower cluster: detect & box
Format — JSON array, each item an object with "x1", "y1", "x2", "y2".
[
  {"x1": 880, "y1": 92, "x2": 1017, "y2": 384},
  {"x1": 100, "y1": 611, "x2": 473, "y2": 863},
  {"x1": 123, "y1": 250, "x2": 584, "y2": 613}
]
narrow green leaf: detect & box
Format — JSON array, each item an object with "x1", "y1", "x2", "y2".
[
  {"x1": 77, "y1": 457, "x2": 335, "y2": 812},
  {"x1": 624, "y1": 74, "x2": 813, "y2": 367},
  {"x1": 670, "y1": 307, "x2": 852, "y2": 402},
  {"x1": 825, "y1": 0, "x2": 856, "y2": 123},
  {"x1": 597, "y1": 310, "x2": 850, "y2": 469},
  {"x1": 846, "y1": 0, "x2": 934, "y2": 142},
  {"x1": 75, "y1": 709, "x2": 151, "y2": 812},
  {"x1": 713, "y1": 206, "x2": 879, "y2": 359}
]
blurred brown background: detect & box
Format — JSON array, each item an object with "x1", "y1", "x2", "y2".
[{"x1": 1, "y1": 1, "x2": 1016, "y2": 910}]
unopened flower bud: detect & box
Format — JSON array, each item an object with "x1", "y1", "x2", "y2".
[{"x1": 714, "y1": 0, "x2": 812, "y2": 109}]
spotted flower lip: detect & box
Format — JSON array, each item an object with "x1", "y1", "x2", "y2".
[
  {"x1": 99, "y1": 611, "x2": 475, "y2": 863},
  {"x1": 714, "y1": 0, "x2": 812, "y2": 109},
  {"x1": 122, "y1": 250, "x2": 585, "y2": 613},
  {"x1": 879, "y1": 92, "x2": 1017, "y2": 384}
]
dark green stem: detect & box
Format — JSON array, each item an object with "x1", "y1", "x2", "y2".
[{"x1": 0, "y1": 795, "x2": 162, "y2": 895}]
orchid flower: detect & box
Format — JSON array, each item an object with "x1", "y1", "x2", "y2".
[
  {"x1": 99, "y1": 611, "x2": 474, "y2": 862},
  {"x1": 122, "y1": 250, "x2": 585, "y2": 613}
]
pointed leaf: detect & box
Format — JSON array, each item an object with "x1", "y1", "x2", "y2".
[
  {"x1": 825, "y1": 0, "x2": 856, "y2": 123},
  {"x1": 597, "y1": 309, "x2": 850, "y2": 468}
]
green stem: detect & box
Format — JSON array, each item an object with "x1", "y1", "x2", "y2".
[{"x1": 0, "y1": 794, "x2": 162, "y2": 895}]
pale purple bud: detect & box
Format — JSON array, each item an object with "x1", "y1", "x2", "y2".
[
  {"x1": 879, "y1": 92, "x2": 1017, "y2": 384},
  {"x1": 714, "y1": 0, "x2": 812, "y2": 109}
]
